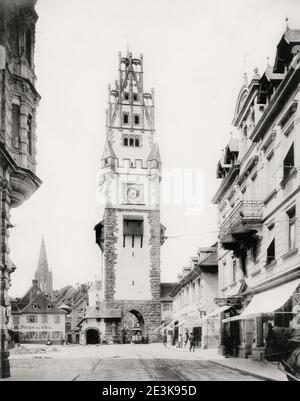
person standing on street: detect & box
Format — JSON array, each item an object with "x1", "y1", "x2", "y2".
[{"x1": 189, "y1": 332, "x2": 195, "y2": 352}]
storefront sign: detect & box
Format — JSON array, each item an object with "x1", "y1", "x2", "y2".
[
  {"x1": 20, "y1": 325, "x2": 52, "y2": 330},
  {"x1": 214, "y1": 297, "x2": 241, "y2": 306}
]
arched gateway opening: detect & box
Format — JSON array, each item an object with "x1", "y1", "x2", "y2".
[
  {"x1": 122, "y1": 310, "x2": 145, "y2": 344},
  {"x1": 86, "y1": 328, "x2": 100, "y2": 345}
]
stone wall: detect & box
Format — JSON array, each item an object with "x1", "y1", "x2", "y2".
[
  {"x1": 102, "y1": 208, "x2": 162, "y2": 342},
  {"x1": 103, "y1": 208, "x2": 118, "y2": 305}
]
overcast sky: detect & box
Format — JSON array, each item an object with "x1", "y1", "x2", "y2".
[{"x1": 9, "y1": 0, "x2": 300, "y2": 297}]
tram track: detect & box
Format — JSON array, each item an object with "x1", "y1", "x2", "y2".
[{"x1": 134, "y1": 346, "x2": 188, "y2": 381}]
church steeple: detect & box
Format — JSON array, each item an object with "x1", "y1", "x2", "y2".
[{"x1": 35, "y1": 237, "x2": 53, "y2": 296}]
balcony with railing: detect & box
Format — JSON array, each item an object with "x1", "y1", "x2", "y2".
[{"x1": 219, "y1": 200, "x2": 263, "y2": 250}]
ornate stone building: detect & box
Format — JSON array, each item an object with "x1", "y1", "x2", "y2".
[
  {"x1": 212, "y1": 26, "x2": 300, "y2": 361},
  {"x1": 35, "y1": 238, "x2": 53, "y2": 297},
  {"x1": 94, "y1": 51, "x2": 165, "y2": 343},
  {"x1": 0, "y1": 0, "x2": 41, "y2": 377}
]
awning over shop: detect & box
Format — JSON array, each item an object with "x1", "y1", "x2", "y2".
[
  {"x1": 222, "y1": 278, "x2": 300, "y2": 323},
  {"x1": 203, "y1": 305, "x2": 231, "y2": 320}
]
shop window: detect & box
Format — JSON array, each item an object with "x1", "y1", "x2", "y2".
[
  {"x1": 266, "y1": 239, "x2": 275, "y2": 265},
  {"x1": 287, "y1": 206, "x2": 296, "y2": 251},
  {"x1": 283, "y1": 143, "x2": 295, "y2": 181},
  {"x1": 12, "y1": 104, "x2": 20, "y2": 148},
  {"x1": 134, "y1": 115, "x2": 140, "y2": 125}
]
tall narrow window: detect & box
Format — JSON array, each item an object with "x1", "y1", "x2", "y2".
[
  {"x1": 283, "y1": 143, "x2": 295, "y2": 180},
  {"x1": 133, "y1": 93, "x2": 138, "y2": 102},
  {"x1": 267, "y1": 239, "x2": 275, "y2": 265},
  {"x1": 129, "y1": 138, "x2": 134, "y2": 147},
  {"x1": 135, "y1": 138, "x2": 139, "y2": 147},
  {"x1": 123, "y1": 113, "x2": 129, "y2": 124},
  {"x1": 232, "y1": 259, "x2": 237, "y2": 284},
  {"x1": 134, "y1": 115, "x2": 140, "y2": 125},
  {"x1": 27, "y1": 114, "x2": 33, "y2": 155},
  {"x1": 123, "y1": 137, "x2": 128, "y2": 146},
  {"x1": 287, "y1": 207, "x2": 296, "y2": 251},
  {"x1": 12, "y1": 104, "x2": 20, "y2": 148},
  {"x1": 25, "y1": 30, "x2": 32, "y2": 65}
]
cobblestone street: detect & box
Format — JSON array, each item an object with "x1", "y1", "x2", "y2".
[{"x1": 4, "y1": 344, "x2": 264, "y2": 381}]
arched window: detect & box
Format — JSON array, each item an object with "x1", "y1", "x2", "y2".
[
  {"x1": 124, "y1": 137, "x2": 128, "y2": 146},
  {"x1": 135, "y1": 138, "x2": 139, "y2": 147},
  {"x1": 129, "y1": 138, "x2": 134, "y2": 147}
]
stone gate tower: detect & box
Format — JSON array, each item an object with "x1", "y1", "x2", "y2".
[{"x1": 95, "y1": 51, "x2": 165, "y2": 342}]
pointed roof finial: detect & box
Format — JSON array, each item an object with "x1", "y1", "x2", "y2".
[{"x1": 286, "y1": 17, "x2": 289, "y2": 31}]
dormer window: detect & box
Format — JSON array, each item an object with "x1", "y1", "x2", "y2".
[
  {"x1": 47, "y1": 304, "x2": 52, "y2": 309},
  {"x1": 133, "y1": 93, "x2": 138, "y2": 102},
  {"x1": 33, "y1": 304, "x2": 38, "y2": 309}
]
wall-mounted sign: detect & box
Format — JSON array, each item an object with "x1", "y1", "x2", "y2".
[{"x1": 214, "y1": 297, "x2": 242, "y2": 306}]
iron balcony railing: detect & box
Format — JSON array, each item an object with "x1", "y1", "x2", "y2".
[{"x1": 219, "y1": 200, "x2": 263, "y2": 242}]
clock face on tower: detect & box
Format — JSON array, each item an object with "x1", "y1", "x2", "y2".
[{"x1": 124, "y1": 184, "x2": 144, "y2": 204}]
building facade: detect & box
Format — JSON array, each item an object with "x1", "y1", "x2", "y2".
[
  {"x1": 213, "y1": 27, "x2": 300, "y2": 360},
  {"x1": 35, "y1": 238, "x2": 53, "y2": 297},
  {"x1": 94, "y1": 51, "x2": 165, "y2": 343},
  {"x1": 8, "y1": 280, "x2": 66, "y2": 345},
  {"x1": 53, "y1": 283, "x2": 89, "y2": 344},
  {"x1": 170, "y1": 246, "x2": 219, "y2": 349},
  {"x1": 0, "y1": 0, "x2": 41, "y2": 377}
]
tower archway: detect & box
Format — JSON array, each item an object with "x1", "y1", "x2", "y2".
[{"x1": 123, "y1": 309, "x2": 145, "y2": 343}]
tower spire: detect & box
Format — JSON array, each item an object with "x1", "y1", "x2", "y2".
[
  {"x1": 35, "y1": 237, "x2": 52, "y2": 295},
  {"x1": 37, "y1": 237, "x2": 49, "y2": 273}
]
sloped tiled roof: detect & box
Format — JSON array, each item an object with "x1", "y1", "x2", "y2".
[
  {"x1": 160, "y1": 283, "x2": 177, "y2": 300},
  {"x1": 284, "y1": 29, "x2": 300, "y2": 43},
  {"x1": 22, "y1": 292, "x2": 66, "y2": 315}
]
